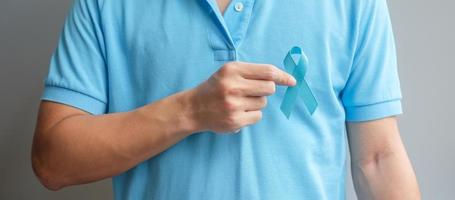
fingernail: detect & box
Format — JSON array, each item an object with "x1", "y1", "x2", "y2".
[{"x1": 290, "y1": 76, "x2": 297, "y2": 86}]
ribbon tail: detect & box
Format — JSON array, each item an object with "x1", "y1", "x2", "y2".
[
  {"x1": 300, "y1": 81, "x2": 318, "y2": 115},
  {"x1": 280, "y1": 84, "x2": 299, "y2": 119}
]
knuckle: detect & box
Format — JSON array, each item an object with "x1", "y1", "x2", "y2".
[
  {"x1": 221, "y1": 62, "x2": 237, "y2": 74},
  {"x1": 218, "y1": 78, "x2": 241, "y2": 97},
  {"x1": 220, "y1": 83, "x2": 241, "y2": 97},
  {"x1": 262, "y1": 66, "x2": 276, "y2": 80},
  {"x1": 218, "y1": 80, "x2": 231, "y2": 94},
  {"x1": 222, "y1": 98, "x2": 237, "y2": 111},
  {"x1": 218, "y1": 67, "x2": 229, "y2": 77},
  {"x1": 227, "y1": 87, "x2": 242, "y2": 96},
  {"x1": 218, "y1": 67, "x2": 228, "y2": 77}
]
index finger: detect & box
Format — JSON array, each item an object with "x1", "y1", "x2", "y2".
[{"x1": 238, "y1": 63, "x2": 296, "y2": 86}]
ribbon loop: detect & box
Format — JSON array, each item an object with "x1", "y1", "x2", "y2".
[{"x1": 280, "y1": 47, "x2": 318, "y2": 118}]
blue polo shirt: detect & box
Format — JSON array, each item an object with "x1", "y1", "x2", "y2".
[{"x1": 42, "y1": 0, "x2": 403, "y2": 199}]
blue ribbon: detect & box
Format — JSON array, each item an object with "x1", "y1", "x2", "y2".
[{"x1": 280, "y1": 47, "x2": 318, "y2": 118}]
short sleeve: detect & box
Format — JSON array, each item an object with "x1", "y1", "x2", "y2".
[
  {"x1": 41, "y1": 0, "x2": 107, "y2": 115},
  {"x1": 342, "y1": 0, "x2": 402, "y2": 122}
]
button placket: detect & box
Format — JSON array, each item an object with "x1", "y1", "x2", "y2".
[
  {"x1": 203, "y1": 0, "x2": 255, "y2": 61},
  {"x1": 223, "y1": 0, "x2": 255, "y2": 48}
]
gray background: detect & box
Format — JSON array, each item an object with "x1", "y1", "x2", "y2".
[{"x1": 0, "y1": 0, "x2": 453, "y2": 199}]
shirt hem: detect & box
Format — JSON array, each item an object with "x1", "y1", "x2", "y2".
[
  {"x1": 345, "y1": 99, "x2": 403, "y2": 122},
  {"x1": 41, "y1": 85, "x2": 107, "y2": 115}
]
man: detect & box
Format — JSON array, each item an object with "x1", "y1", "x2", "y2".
[{"x1": 32, "y1": 0, "x2": 421, "y2": 199}]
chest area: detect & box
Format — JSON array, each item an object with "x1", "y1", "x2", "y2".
[{"x1": 105, "y1": 0, "x2": 353, "y2": 97}]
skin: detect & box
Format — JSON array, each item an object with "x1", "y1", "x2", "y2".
[
  {"x1": 32, "y1": 0, "x2": 421, "y2": 198},
  {"x1": 32, "y1": 64, "x2": 421, "y2": 199},
  {"x1": 348, "y1": 118, "x2": 421, "y2": 199},
  {"x1": 32, "y1": 62, "x2": 296, "y2": 190},
  {"x1": 217, "y1": 0, "x2": 230, "y2": 14}
]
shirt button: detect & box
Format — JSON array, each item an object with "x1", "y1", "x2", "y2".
[{"x1": 234, "y1": 2, "x2": 244, "y2": 12}]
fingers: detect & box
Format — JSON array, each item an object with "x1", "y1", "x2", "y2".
[
  {"x1": 223, "y1": 96, "x2": 266, "y2": 112},
  {"x1": 240, "y1": 110, "x2": 263, "y2": 127},
  {"x1": 207, "y1": 62, "x2": 293, "y2": 134},
  {"x1": 241, "y1": 79, "x2": 276, "y2": 96},
  {"x1": 242, "y1": 96, "x2": 267, "y2": 111},
  {"x1": 237, "y1": 62, "x2": 296, "y2": 86},
  {"x1": 216, "y1": 110, "x2": 262, "y2": 133}
]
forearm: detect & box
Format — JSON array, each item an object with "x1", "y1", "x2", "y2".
[
  {"x1": 351, "y1": 148, "x2": 420, "y2": 199},
  {"x1": 32, "y1": 62, "x2": 296, "y2": 190},
  {"x1": 348, "y1": 118, "x2": 420, "y2": 200},
  {"x1": 32, "y1": 90, "x2": 198, "y2": 190}
]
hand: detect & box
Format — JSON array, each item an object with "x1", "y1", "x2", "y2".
[{"x1": 187, "y1": 62, "x2": 296, "y2": 133}]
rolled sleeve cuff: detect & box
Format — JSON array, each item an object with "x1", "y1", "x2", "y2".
[
  {"x1": 41, "y1": 85, "x2": 107, "y2": 115},
  {"x1": 345, "y1": 99, "x2": 403, "y2": 122}
]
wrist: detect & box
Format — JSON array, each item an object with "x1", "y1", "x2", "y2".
[
  {"x1": 176, "y1": 89, "x2": 204, "y2": 134},
  {"x1": 133, "y1": 89, "x2": 201, "y2": 138}
]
